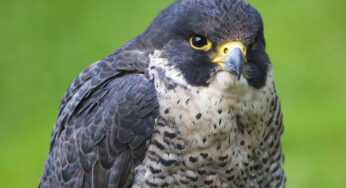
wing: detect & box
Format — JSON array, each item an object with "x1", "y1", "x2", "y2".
[{"x1": 39, "y1": 50, "x2": 159, "y2": 188}]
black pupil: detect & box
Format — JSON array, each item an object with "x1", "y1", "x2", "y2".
[{"x1": 192, "y1": 35, "x2": 207, "y2": 47}]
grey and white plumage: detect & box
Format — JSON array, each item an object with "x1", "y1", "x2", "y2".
[{"x1": 40, "y1": 0, "x2": 285, "y2": 187}]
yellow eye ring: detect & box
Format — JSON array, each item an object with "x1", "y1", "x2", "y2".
[{"x1": 189, "y1": 34, "x2": 212, "y2": 51}]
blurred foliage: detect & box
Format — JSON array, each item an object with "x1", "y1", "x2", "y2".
[{"x1": 0, "y1": 0, "x2": 345, "y2": 187}]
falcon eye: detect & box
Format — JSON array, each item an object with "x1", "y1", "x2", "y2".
[{"x1": 190, "y1": 34, "x2": 212, "y2": 51}]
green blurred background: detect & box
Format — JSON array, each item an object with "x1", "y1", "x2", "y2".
[{"x1": 0, "y1": 0, "x2": 345, "y2": 187}]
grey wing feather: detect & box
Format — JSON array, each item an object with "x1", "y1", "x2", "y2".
[{"x1": 39, "y1": 50, "x2": 158, "y2": 188}]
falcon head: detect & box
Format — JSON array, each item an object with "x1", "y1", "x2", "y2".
[{"x1": 140, "y1": 0, "x2": 269, "y2": 89}]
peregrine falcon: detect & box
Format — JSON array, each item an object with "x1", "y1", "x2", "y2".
[{"x1": 39, "y1": 0, "x2": 286, "y2": 187}]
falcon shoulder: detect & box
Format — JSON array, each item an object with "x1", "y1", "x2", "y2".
[{"x1": 39, "y1": 49, "x2": 159, "y2": 188}]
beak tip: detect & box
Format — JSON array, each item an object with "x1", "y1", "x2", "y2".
[{"x1": 225, "y1": 48, "x2": 244, "y2": 81}]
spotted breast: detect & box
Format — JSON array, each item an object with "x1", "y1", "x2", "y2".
[{"x1": 132, "y1": 51, "x2": 285, "y2": 188}]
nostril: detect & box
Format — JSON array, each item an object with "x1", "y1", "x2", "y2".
[{"x1": 223, "y1": 48, "x2": 229, "y2": 54}]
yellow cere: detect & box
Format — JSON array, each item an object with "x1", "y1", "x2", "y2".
[{"x1": 212, "y1": 41, "x2": 247, "y2": 64}]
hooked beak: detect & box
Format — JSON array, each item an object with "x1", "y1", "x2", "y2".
[{"x1": 212, "y1": 42, "x2": 246, "y2": 80}]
